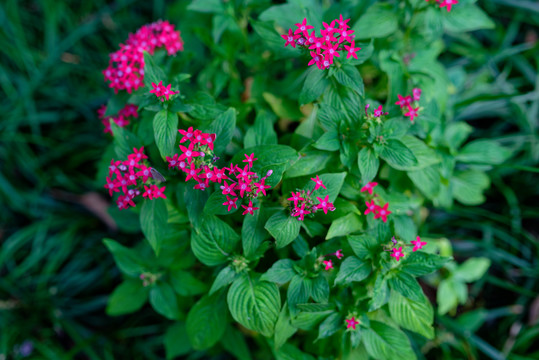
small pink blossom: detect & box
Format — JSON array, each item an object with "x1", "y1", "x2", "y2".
[
  {"x1": 316, "y1": 195, "x2": 333, "y2": 215},
  {"x1": 373, "y1": 203, "x2": 391, "y2": 223},
  {"x1": 345, "y1": 317, "x2": 359, "y2": 330},
  {"x1": 404, "y1": 105, "x2": 419, "y2": 122},
  {"x1": 411, "y1": 236, "x2": 427, "y2": 252},
  {"x1": 413, "y1": 87, "x2": 422, "y2": 101},
  {"x1": 223, "y1": 196, "x2": 238, "y2": 212},
  {"x1": 241, "y1": 200, "x2": 259, "y2": 215},
  {"x1": 311, "y1": 175, "x2": 326, "y2": 190},
  {"x1": 323, "y1": 259, "x2": 333, "y2": 270},
  {"x1": 390, "y1": 247, "x2": 405, "y2": 261},
  {"x1": 335, "y1": 249, "x2": 344, "y2": 259},
  {"x1": 287, "y1": 191, "x2": 305, "y2": 207},
  {"x1": 360, "y1": 182, "x2": 378, "y2": 195}
]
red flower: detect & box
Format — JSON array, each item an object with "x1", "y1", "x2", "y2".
[
  {"x1": 242, "y1": 153, "x2": 258, "y2": 169},
  {"x1": 179, "y1": 143, "x2": 200, "y2": 164},
  {"x1": 360, "y1": 182, "x2": 378, "y2": 195},
  {"x1": 316, "y1": 195, "x2": 333, "y2": 215},
  {"x1": 345, "y1": 317, "x2": 359, "y2": 330},
  {"x1": 344, "y1": 41, "x2": 361, "y2": 59},
  {"x1": 439, "y1": 0, "x2": 459, "y2": 12},
  {"x1": 323, "y1": 259, "x2": 333, "y2": 270},
  {"x1": 373, "y1": 203, "x2": 391, "y2": 223},
  {"x1": 282, "y1": 28, "x2": 299, "y2": 48},
  {"x1": 166, "y1": 154, "x2": 180, "y2": 168},
  {"x1": 336, "y1": 14, "x2": 350, "y2": 30},
  {"x1": 287, "y1": 191, "x2": 304, "y2": 207},
  {"x1": 178, "y1": 127, "x2": 196, "y2": 143},
  {"x1": 292, "y1": 203, "x2": 310, "y2": 221},
  {"x1": 413, "y1": 87, "x2": 422, "y2": 101},
  {"x1": 364, "y1": 200, "x2": 379, "y2": 215},
  {"x1": 411, "y1": 236, "x2": 427, "y2": 251},
  {"x1": 241, "y1": 200, "x2": 259, "y2": 215},
  {"x1": 294, "y1": 18, "x2": 314, "y2": 35},
  {"x1": 395, "y1": 94, "x2": 412, "y2": 108},
  {"x1": 404, "y1": 105, "x2": 419, "y2": 122},
  {"x1": 390, "y1": 247, "x2": 405, "y2": 261},
  {"x1": 104, "y1": 177, "x2": 120, "y2": 196},
  {"x1": 254, "y1": 179, "x2": 271, "y2": 197},
  {"x1": 184, "y1": 163, "x2": 201, "y2": 182},
  {"x1": 311, "y1": 175, "x2": 326, "y2": 190},
  {"x1": 223, "y1": 196, "x2": 238, "y2": 212}
]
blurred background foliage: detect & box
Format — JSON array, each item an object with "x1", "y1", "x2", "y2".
[{"x1": 0, "y1": 0, "x2": 538, "y2": 359}]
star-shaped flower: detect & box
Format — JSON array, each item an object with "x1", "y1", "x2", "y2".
[{"x1": 411, "y1": 236, "x2": 427, "y2": 252}]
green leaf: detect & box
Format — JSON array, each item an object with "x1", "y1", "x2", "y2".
[
  {"x1": 221, "y1": 325, "x2": 253, "y2": 360},
  {"x1": 362, "y1": 321, "x2": 417, "y2": 360},
  {"x1": 111, "y1": 122, "x2": 142, "y2": 160},
  {"x1": 311, "y1": 275, "x2": 329, "y2": 303},
  {"x1": 408, "y1": 166, "x2": 441, "y2": 200},
  {"x1": 292, "y1": 309, "x2": 334, "y2": 330},
  {"x1": 143, "y1": 51, "x2": 167, "y2": 87},
  {"x1": 186, "y1": 292, "x2": 227, "y2": 350},
  {"x1": 251, "y1": 20, "x2": 301, "y2": 59},
  {"x1": 210, "y1": 265, "x2": 239, "y2": 295},
  {"x1": 242, "y1": 208, "x2": 269, "y2": 259},
  {"x1": 150, "y1": 282, "x2": 181, "y2": 320},
  {"x1": 313, "y1": 130, "x2": 340, "y2": 151},
  {"x1": 265, "y1": 211, "x2": 301, "y2": 249},
  {"x1": 201, "y1": 108, "x2": 236, "y2": 153},
  {"x1": 153, "y1": 109, "x2": 178, "y2": 159},
  {"x1": 401, "y1": 136, "x2": 441, "y2": 170},
  {"x1": 303, "y1": 172, "x2": 347, "y2": 203},
  {"x1": 204, "y1": 190, "x2": 240, "y2": 215},
  {"x1": 352, "y1": 3, "x2": 398, "y2": 39},
  {"x1": 369, "y1": 273, "x2": 389, "y2": 311},
  {"x1": 443, "y1": 4, "x2": 495, "y2": 33},
  {"x1": 164, "y1": 323, "x2": 192, "y2": 359},
  {"x1": 104, "y1": 92, "x2": 130, "y2": 117},
  {"x1": 191, "y1": 215, "x2": 240, "y2": 266},
  {"x1": 388, "y1": 272, "x2": 425, "y2": 302},
  {"x1": 274, "y1": 302, "x2": 297, "y2": 350},
  {"x1": 170, "y1": 269, "x2": 207, "y2": 296},
  {"x1": 335, "y1": 256, "x2": 372, "y2": 285},
  {"x1": 317, "y1": 312, "x2": 343, "y2": 340},
  {"x1": 287, "y1": 275, "x2": 312, "y2": 313},
  {"x1": 299, "y1": 67, "x2": 330, "y2": 105},
  {"x1": 244, "y1": 110, "x2": 278, "y2": 148},
  {"x1": 456, "y1": 140, "x2": 511, "y2": 165},
  {"x1": 392, "y1": 215, "x2": 417, "y2": 242},
  {"x1": 106, "y1": 279, "x2": 148, "y2": 316},
  {"x1": 326, "y1": 213, "x2": 363, "y2": 239},
  {"x1": 452, "y1": 170, "x2": 490, "y2": 206},
  {"x1": 389, "y1": 290, "x2": 434, "y2": 339},
  {"x1": 333, "y1": 64, "x2": 364, "y2": 96},
  {"x1": 400, "y1": 252, "x2": 451, "y2": 276},
  {"x1": 284, "y1": 150, "x2": 332, "y2": 178},
  {"x1": 444, "y1": 122, "x2": 473, "y2": 151},
  {"x1": 140, "y1": 198, "x2": 168, "y2": 256},
  {"x1": 103, "y1": 238, "x2": 145, "y2": 276},
  {"x1": 454, "y1": 257, "x2": 491, "y2": 282},
  {"x1": 348, "y1": 234, "x2": 379, "y2": 260},
  {"x1": 187, "y1": 0, "x2": 225, "y2": 13},
  {"x1": 358, "y1": 147, "x2": 379, "y2": 183},
  {"x1": 227, "y1": 274, "x2": 281, "y2": 337},
  {"x1": 437, "y1": 278, "x2": 464, "y2": 315},
  {"x1": 379, "y1": 139, "x2": 418, "y2": 170},
  {"x1": 261, "y1": 259, "x2": 296, "y2": 285}
]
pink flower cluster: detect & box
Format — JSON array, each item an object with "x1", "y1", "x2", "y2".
[
  {"x1": 345, "y1": 317, "x2": 360, "y2": 330},
  {"x1": 322, "y1": 249, "x2": 344, "y2": 271},
  {"x1": 104, "y1": 147, "x2": 166, "y2": 210},
  {"x1": 150, "y1": 81, "x2": 178, "y2": 101},
  {"x1": 287, "y1": 175, "x2": 335, "y2": 221},
  {"x1": 97, "y1": 104, "x2": 139, "y2": 134},
  {"x1": 282, "y1": 15, "x2": 361, "y2": 69},
  {"x1": 396, "y1": 88, "x2": 422, "y2": 122},
  {"x1": 389, "y1": 236, "x2": 427, "y2": 261},
  {"x1": 103, "y1": 20, "x2": 184, "y2": 93},
  {"x1": 166, "y1": 128, "x2": 272, "y2": 215},
  {"x1": 426, "y1": 0, "x2": 459, "y2": 12},
  {"x1": 361, "y1": 182, "x2": 391, "y2": 222}
]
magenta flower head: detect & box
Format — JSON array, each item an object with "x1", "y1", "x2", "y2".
[
  {"x1": 323, "y1": 259, "x2": 333, "y2": 270},
  {"x1": 390, "y1": 247, "x2": 405, "y2": 261},
  {"x1": 360, "y1": 182, "x2": 378, "y2": 195},
  {"x1": 335, "y1": 249, "x2": 344, "y2": 259},
  {"x1": 345, "y1": 316, "x2": 359, "y2": 330},
  {"x1": 411, "y1": 236, "x2": 427, "y2": 251},
  {"x1": 439, "y1": 0, "x2": 459, "y2": 12},
  {"x1": 311, "y1": 175, "x2": 326, "y2": 190}
]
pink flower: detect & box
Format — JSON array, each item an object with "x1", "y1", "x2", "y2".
[
  {"x1": 335, "y1": 249, "x2": 344, "y2": 259},
  {"x1": 184, "y1": 163, "x2": 201, "y2": 182},
  {"x1": 179, "y1": 143, "x2": 200, "y2": 164},
  {"x1": 308, "y1": 37, "x2": 324, "y2": 54},
  {"x1": 292, "y1": 203, "x2": 310, "y2": 221},
  {"x1": 395, "y1": 94, "x2": 412, "y2": 108},
  {"x1": 308, "y1": 52, "x2": 323, "y2": 67},
  {"x1": 322, "y1": 20, "x2": 337, "y2": 34},
  {"x1": 311, "y1": 175, "x2": 326, "y2": 190},
  {"x1": 254, "y1": 179, "x2": 271, "y2": 196},
  {"x1": 364, "y1": 200, "x2": 379, "y2": 215},
  {"x1": 150, "y1": 81, "x2": 165, "y2": 97},
  {"x1": 150, "y1": 185, "x2": 166, "y2": 199},
  {"x1": 129, "y1": 147, "x2": 148, "y2": 161},
  {"x1": 221, "y1": 180, "x2": 237, "y2": 197},
  {"x1": 390, "y1": 247, "x2": 405, "y2": 261},
  {"x1": 404, "y1": 105, "x2": 419, "y2": 122},
  {"x1": 294, "y1": 18, "x2": 314, "y2": 36},
  {"x1": 373, "y1": 203, "x2": 391, "y2": 223},
  {"x1": 142, "y1": 185, "x2": 154, "y2": 200},
  {"x1": 344, "y1": 41, "x2": 361, "y2": 59},
  {"x1": 316, "y1": 195, "x2": 333, "y2": 215},
  {"x1": 360, "y1": 182, "x2": 378, "y2": 195},
  {"x1": 243, "y1": 153, "x2": 258, "y2": 168},
  {"x1": 241, "y1": 200, "x2": 259, "y2": 215},
  {"x1": 323, "y1": 259, "x2": 333, "y2": 270},
  {"x1": 166, "y1": 154, "x2": 180, "y2": 168},
  {"x1": 236, "y1": 179, "x2": 252, "y2": 198},
  {"x1": 439, "y1": 0, "x2": 459, "y2": 12},
  {"x1": 322, "y1": 42, "x2": 340, "y2": 64},
  {"x1": 336, "y1": 14, "x2": 350, "y2": 30},
  {"x1": 282, "y1": 28, "x2": 299, "y2": 48},
  {"x1": 413, "y1": 87, "x2": 422, "y2": 101},
  {"x1": 338, "y1": 27, "x2": 355, "y2": 44},
  {"x1": 411, "y1": 236, "x2": 427, "y2": 252},
  {"x1": 178, "y1": 127, "x2": 196, "y2": 143},
  {"x1": 104, "y1": 177, "x2": 120, "y2": 196},
  {"x1": 373, "y1": 105, "x2": 388, "y2": 117},
  {"x1": 345, "y1": 317, "x2": 359, "y2": 330},
  {"x1": 223, "y1": 196, "x2": 238, "y2": 212},
  {"x1": 287, "y1": 191, "x2": 304, "y2": 207}
]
